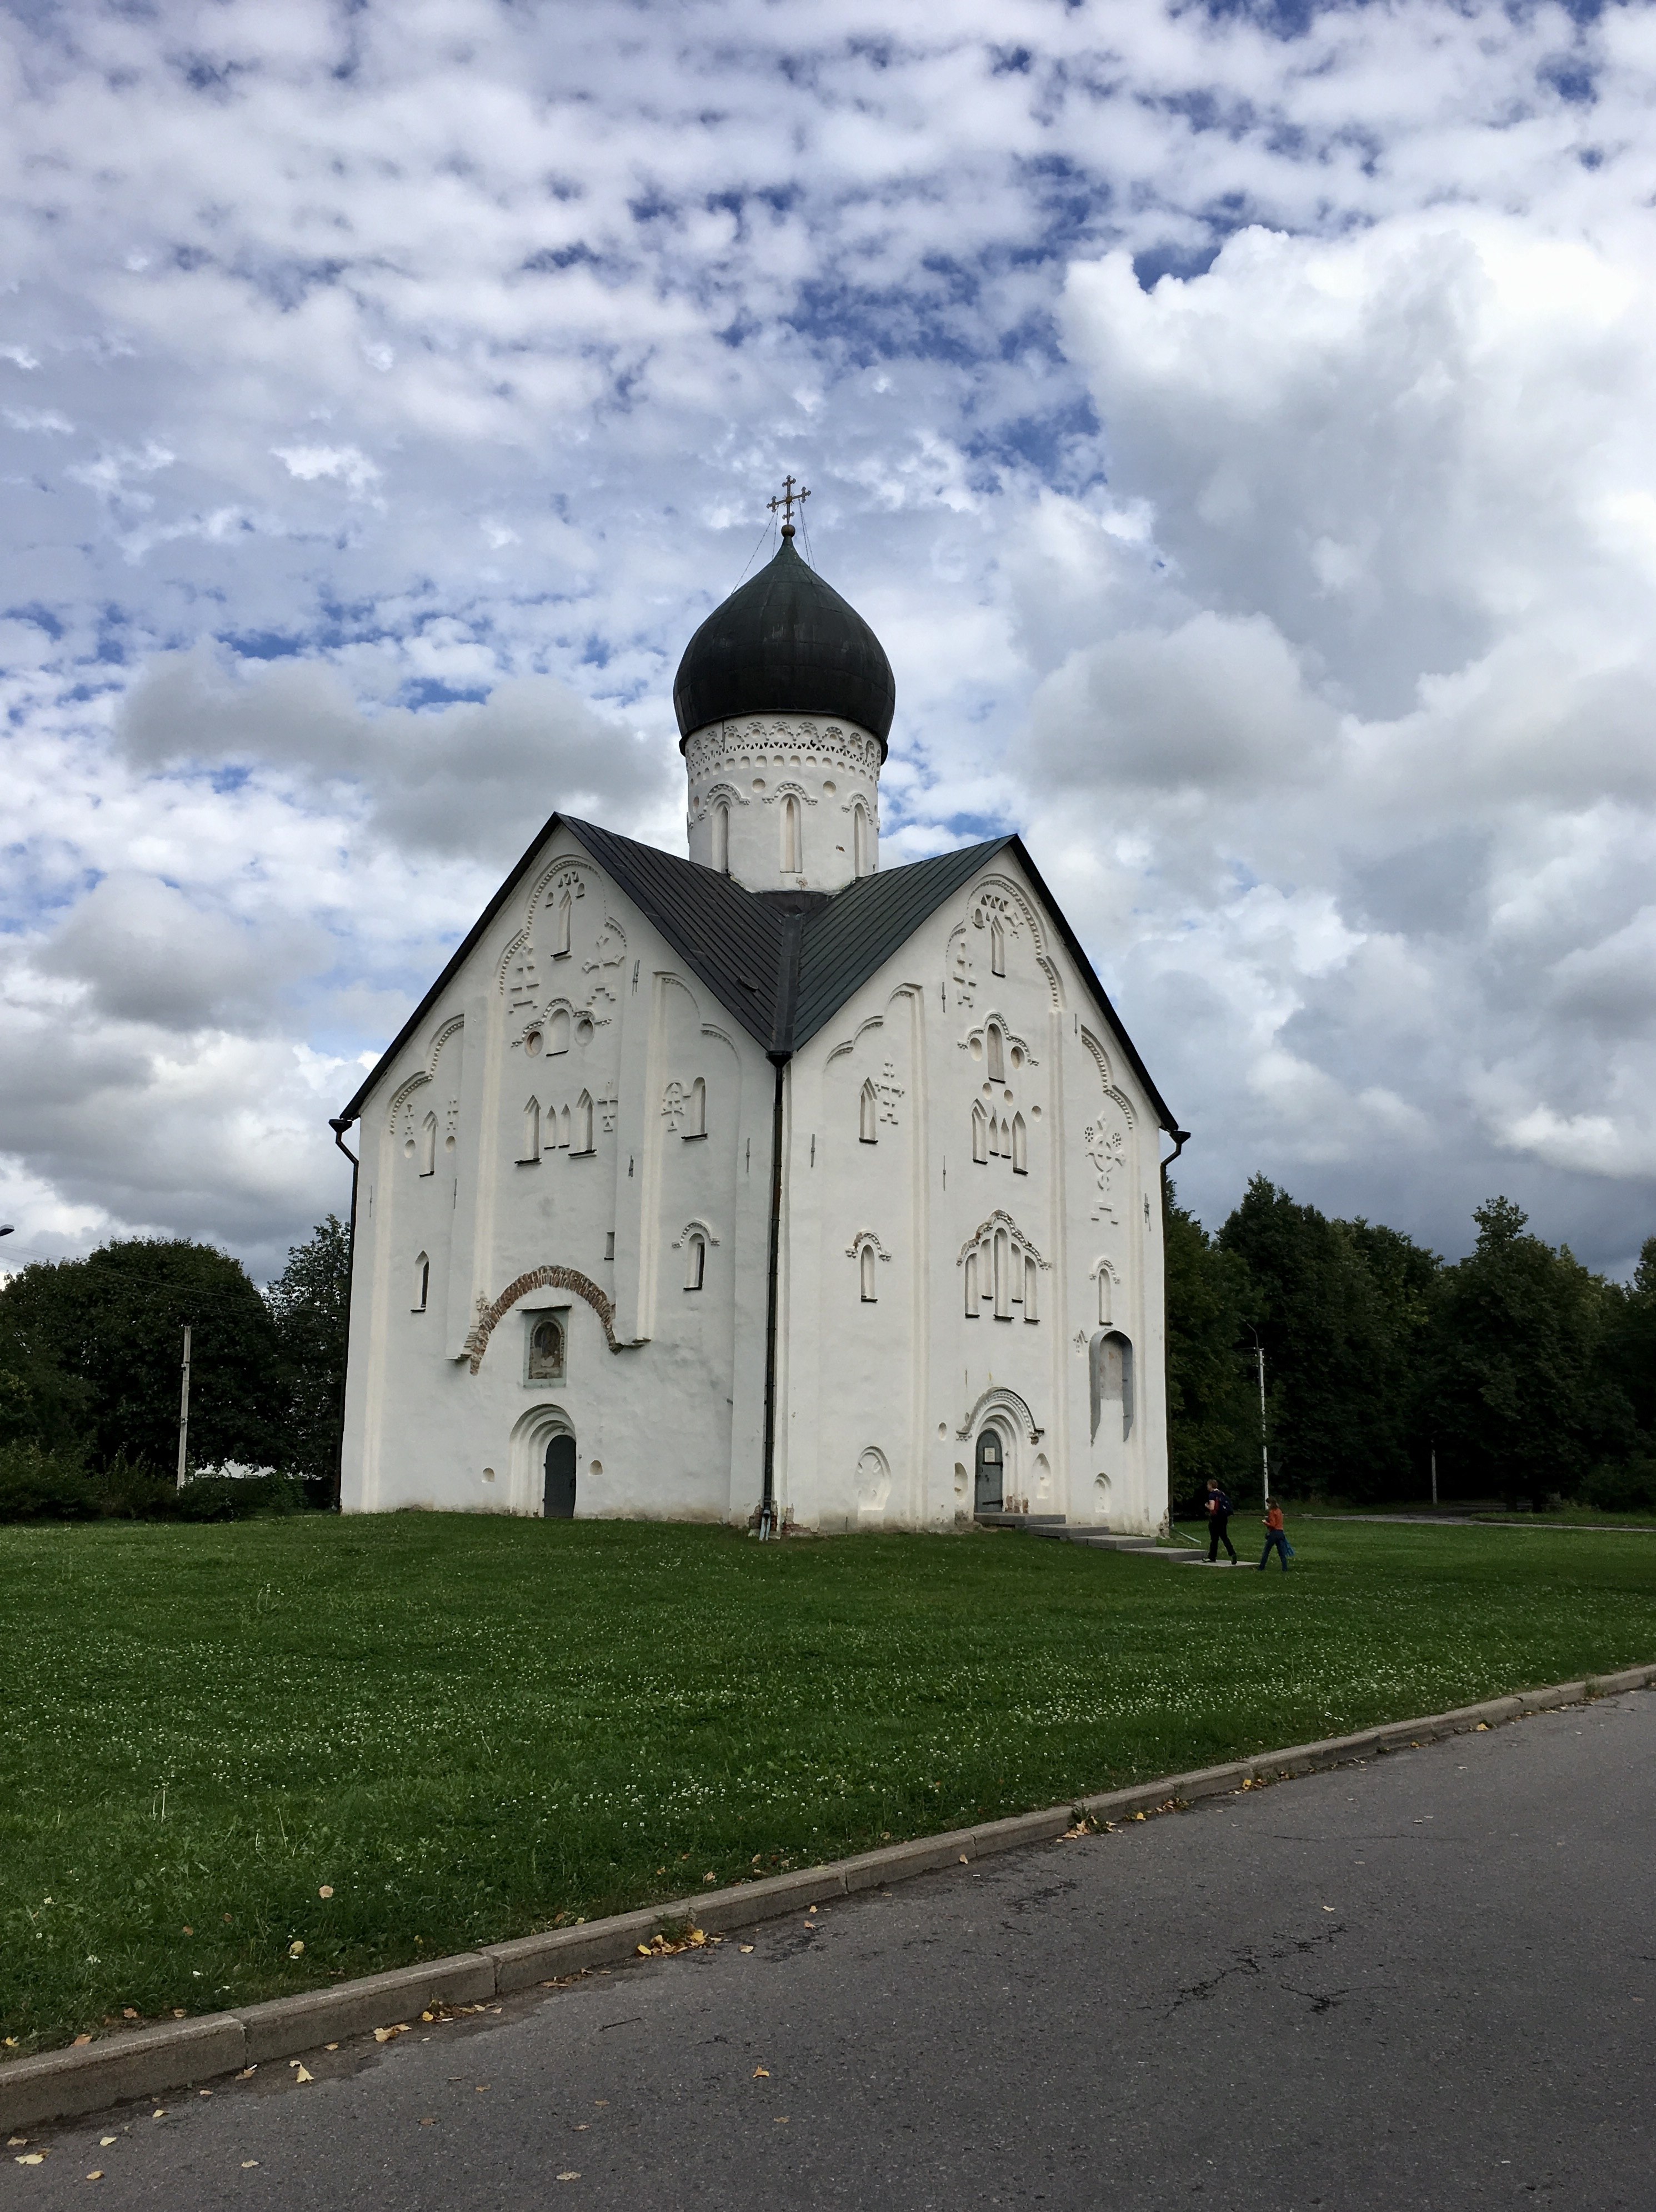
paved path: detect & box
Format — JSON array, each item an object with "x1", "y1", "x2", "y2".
[{"x1": 11, "y1": 1694, "x2": 1654, "y2": 2210}]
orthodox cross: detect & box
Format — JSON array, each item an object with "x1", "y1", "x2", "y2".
[{"x1": 768, "y1": 474, "x2": 811, "y2": 537}]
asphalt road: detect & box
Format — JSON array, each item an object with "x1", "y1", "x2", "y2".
[{"x1": 10, "y1": 1691, "x2": 1653, "y2": 2210}]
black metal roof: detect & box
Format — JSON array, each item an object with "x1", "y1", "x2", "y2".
[
  {"x1": 337, "y1": 816, "x2": 1180, "y2": 1134},
  {"x1": 672, "y1": 535, "x2": 895, "y2": 751}
]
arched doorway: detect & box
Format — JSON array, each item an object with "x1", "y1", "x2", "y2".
[
  {"x1": 543, "y1": 1433, "x2": 577, "y2": 1519},
  {"x1": 974, "y1": 1427, "x2": 1004, "y2": 1514}
]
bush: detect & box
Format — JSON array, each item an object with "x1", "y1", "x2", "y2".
[
  {"x1": 1579, "y1": 1458, "x2": 1656, "y2": 1515},
  {"x1": 0, "y1": 1442, "x2": 97, "y2": 1521},
  {"x1": 175, "y1": 1471, "x2": 312, "y2": 1521}
]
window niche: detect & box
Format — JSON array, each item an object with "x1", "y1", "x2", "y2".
[
  {"x1": 419, "y1": 1111, "x2": 437, "y2": 1176},
  {"x1": 684, "y1": 1077, "x2": 707, "y2": 1140},
  {"x1": 519, "y1": 1097, "x2": 541, "y2": 1164},
  {"x1": 860, "y1": 1080, "x2": 878, "y2": 1145},
  {"x1": 859, "y1": 1243, "x2": 878, "y2": 1302},
  {"x1": 525, "y1": 1310, "x2": 568, "y2": 1384},
  {"x1": 412, "y1": 1252, "x2": 430, "y2": 1313},
  {"x1": 573, "y1": 1090, "x2": 595, "y2": 1155},
  {"x1": 712, "y1": 800, "x2": 731, "y2": 875},
  {"x1": 685, "y1": 1232, "x2": 706, "y2": 1291},
  {"x1": 781, "y1": 793, "x2": 802, "y2": 874}
]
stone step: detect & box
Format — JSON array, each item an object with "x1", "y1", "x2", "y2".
[
  {"x1": 1065, "y1": 1532, "x2": 1164, "y2": 1551},
  {"x1": 974, "y1": 1511, "x2": 1067, "y2": 1529}
]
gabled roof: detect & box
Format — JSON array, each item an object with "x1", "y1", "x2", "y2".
[{"x1": 337, "y1": 815, "x2": 1181, "y2": 1135}]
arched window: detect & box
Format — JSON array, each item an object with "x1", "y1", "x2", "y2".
[
  {"x1": 686, "y1": 1076, "x2": 706, "y2": 1139},
  {"x1": 994, "y1": 1229, "x2": 1010, "y2": 1319},
  {"x1": 859, "y1": 1243, "x2": 877, "y2": 1302},
  {"x1": 1024, "y1": 1254, "x2": 1039, "y2": 1321},
  {"x1": 555, "y1": 889, "x2": 572, "y2": 957},
  {"x1": 860, "y1": 1080, "x2": 878, "y2": 1144},
  {"x1": 972, "y1": 1102, "x2": 988, "y2": 1164},
  {"x1": 573, "y1": 1091, "x2": 594, "y2": 1155},
  {"x1": 527, "y1": 1315, "x2": 565, "y2": 1381},
  {"x1": 419, "y1": 1111, "x2": 437, "y2": 1176},
  {"x1": 987, "y1": 1024, "x2": 1004, "y2": 1082},
  {"x1": 990, "y1": 917, "x2": 1006, "y2": 976},
  {"x1": 1098, "y1": 1269, "x2": 1112, "y2": 1326},
  {"x1": 853, "y1": 801, "x2": 871, "y2": 877},
  {"x1": 685, "y1": 1232, "x2": 706, "y2": 1291},
  {"x1": 547, "y1": 1007, "x2": 571, "y2": 1056},
  {"x1": 520, "y1": 1097, "x2": 541, "y2": 1163},
  {"x1": 557, "y1": 1103, "x2": 570, "y2": 1149},
  {"x1": 413, "y1": 1252, "x2": 429, "y2": 1312},
  {"x1": 1012, "y1": 1113, "x2": 1027, "y2": 1175},
  {"x1": 712, "y1": 799, "x2": 730, "y2": 874},
  {"x1": 781, "y1": 793, "x2": 802, "y2": 874},
  {"x1": 964, "y1": 1249, "x2": 979, "y2": 1316}
]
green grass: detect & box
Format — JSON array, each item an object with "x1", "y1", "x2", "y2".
[{"x1": 4, "y1": 1514, "x2": 1655, "y2": 2057}]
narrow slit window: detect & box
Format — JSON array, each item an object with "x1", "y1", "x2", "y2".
[
  {"x1": 994, "y1": 1229, "x2": 1010, "y2": 1319},
  {"x1": 558, "y1": 1104, "x2": 571, "y2": 1149},
  {"x1": 1098, "y1": 1270, "x2": 1111, "y2": 1326},
  {"x1": 413, "y1": 1252, "x2": 429, "y2": 1312},
  {"x1": 712, "y1": 799, "x2": 730, "y2": 874},
  {"x1": 853, "y1": 802, "x2": 871, "y2": 877},
  {"x1": 685, "y1": 1232, "x2": 706, "y2": 1291},
  {"x1": 781, "y1": 793, "x2": 802, "y2": 874},
  {"x1": 990, "y1": 918, "x2": 1005, "y2": 976},
  {"x1": 972, "y1": 1102, "x2": 988, "y2": 1164},
  {"x1": 573, "y1": 1091, "x2": 594, "y2": 1154},
  {"x1": 1012, "y1": 1113, "x2": 1027, "y2": 1174},
  {"x1": 520, "y1": 1097, "x2": 541, "y2": 1162},
  {"x1": 987, "y1": 1025, "x2": 1004, "y2": 1082},
  {"x1": 964, "y1": 1250, "x2": 979, "y2": 1316},
  {"x1": 860, "y1": 1080, "x2": 878, "y2": 1144},
  {"x1": 1024, "y1": 1255, "x2": 1039, "y2": 1321},
  {"x1": 859, "y1": 1243, "x2": 877, "y2": 1302},
  {"x1": 419, "y1": 1111, "x2": 437, "y2": 1176},
  {"x1": 555, "y1": 889, "x2": 572, "y2": 957},
  {"x1": 686, "y1": 1076, "x2": 706, "y2": 1139}
]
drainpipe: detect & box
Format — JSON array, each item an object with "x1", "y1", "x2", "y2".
[
  {"x1": 328, "y1": 1115, "x2": 360, "y2": 1516},
  {"x1": 1159, "y1": 1126, "x2": 1190, "y2": 1200},
  {"x1": 758, "y1": 1054, "x2": 787, "y2": 1540},
  {"x1": 758, "y1": 909, "x2": 806, "y2": 1540}
]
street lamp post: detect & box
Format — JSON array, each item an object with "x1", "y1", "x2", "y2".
[{"x1": 1245, "y1": 1324, "x2": 1270, "y2": 1505}]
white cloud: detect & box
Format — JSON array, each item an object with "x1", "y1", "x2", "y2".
[{"x1": 2, "y1": 0, "x2": 1654, "y2": 1275}]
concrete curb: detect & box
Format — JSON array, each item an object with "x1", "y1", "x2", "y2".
[{"x1": 5, "y1": 1660, "x2": 1652, "y2": 2131}]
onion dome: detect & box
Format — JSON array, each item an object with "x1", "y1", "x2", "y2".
[{"x1": 673, "y1": 531, "x2": 895, "y2": 753}]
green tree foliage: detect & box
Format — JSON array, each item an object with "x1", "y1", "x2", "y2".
[
  {"x1": 266, "y1": 1214, "x2": 352, "y2": 1494},
  {"x1": 1428, "y1": 1198, "x2": 1614, "y2": 1508},
  {"x1": 0, "y1": 1240, "x2": 286, "y2": 1475},
  {"x1": 1215, "y1": 1177, "x2": 1442, "y2": 1500},
  {"x1": 1161, "y1": 1186, "x2": 1257, "y2": 1502}
]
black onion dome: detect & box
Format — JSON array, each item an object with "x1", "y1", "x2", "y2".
[{"x1": 673, "y1": 534, "x2": 895, "y2": 753}]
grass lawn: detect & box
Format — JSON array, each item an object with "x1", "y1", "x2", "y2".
[{"x1": 4, "y1": 1513, "x2": 1655, "y2": 2057}]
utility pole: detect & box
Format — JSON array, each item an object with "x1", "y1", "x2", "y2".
[
  {"x1": 176, "y1": 1325, "x2": 192, "y2": 1491},
  {"x1": 1430, "y1": 1437, "x2": 1438, "y2": 1509},
  {"x1": 1246, "y1": 1324, "x2": 1270, "y2": 1504}
]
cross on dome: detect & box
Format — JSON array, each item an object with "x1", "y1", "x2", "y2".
[{"x1": 766, "y1": 473, "x2": 810, "y2": 536}]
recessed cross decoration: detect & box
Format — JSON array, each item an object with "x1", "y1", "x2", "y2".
[{"x1": 767, "y1": 474, "x2": 811, "y2": 536}]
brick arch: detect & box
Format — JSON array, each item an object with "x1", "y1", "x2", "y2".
[{"x1": 462, "y1": 1265, "x2": 644, "y2": 1374}]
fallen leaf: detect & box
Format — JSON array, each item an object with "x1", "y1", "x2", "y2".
[
  {"x1": 324, "y1": 2044, "x2": 338, "y2": 2052},
  {"x1": 7, "y1": 2138, "x2": 27, "y2": 2149},
  {"x1": 73, "y1": 2035, "x2": 93, "y2": 2048},
  {"x1": 419, "y1": 2119, "x2": 435, "y2": 2128},
  {"x1": 775, "y1": 2116, "x2": 789, "y2": 2124},
  {"x1": 86, "y1": 2171, "x2": 103, "y2": 2180},
  {"x1": 703, "y1": 1873, "x2": 716, "y2": 1883},
  {"x1": 171, "y1": 2009, "x2": 187, "y2": 2019},
  {"x1": 739, "y1": 1945, "x2": 754, "y2": 1955},
  {"x1": 236, "y1": 2067, "x2": 257, "y2": 2079},
  {"x1": 122, "y1": 2009, "x2": 139, "y2": 2021},
  {"x1": 556, "y1": 2174, "x2": 581, "y2": 2183},
  {"x1": 288, "y1": 1942, "x2": 304, "y2": 1959},
  {"x1": 753, "y1": 2066, "x2": 769, "y2": 2078},
  {"x1": 152, "y1": 2110, "x2": 167, "y2": 2120},
  {"x1": 958, "y1": 1854, "x2": 968, "y2": 1865},
  {"x1": 318, "y1": 1886, "x2": 333, "y2": 1900},
  {"x1": 16, "y1": 2154, "x2": 46, "y2": 2165},
  {"x1": 292, "y1": 2066, "x2": 313, "y2": 2084},
  {"x1": 1322, "y1": 1906, "x2": 1336, "y2": 1914},
  {"x1": 1476, "y1": 1722, "x2": 1490, "y2": 1731},
  {"x1": 241, "y1": 2160, "x2": 259, "y2": 2169},
  {"x1": 636, "y1": 1944, "x2": 651, "y2": 1957},
  {"x1": 475, "y1": 2085, "x2": 489, "y2": 2094},
  {"x1": 100, "y1": 2139, "x2": 116, "y2": 2148},
  {"x1": 183, "y1": 1926, "x2": 193, "y2": 1936},
  {"x1": 373, "y1": 2024, "x2": 409, "y2": 2044}
]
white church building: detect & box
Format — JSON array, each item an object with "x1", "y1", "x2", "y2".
[{"x1": 333, "y1": 508, "x2": 1186, "y2": 1533}]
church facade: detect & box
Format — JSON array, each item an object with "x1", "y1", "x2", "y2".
[{"x1": 333, "y1": 520, "x2": 1185, "y2": 1534}]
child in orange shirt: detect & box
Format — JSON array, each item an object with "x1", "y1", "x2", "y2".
[{"x1": 1259, "y1": 1499, "x2": 1289, "y2": 1572}]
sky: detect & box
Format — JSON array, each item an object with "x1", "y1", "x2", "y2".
[{"x1": 3, "y1": 0, "x2": 1655, "y2": 1284}]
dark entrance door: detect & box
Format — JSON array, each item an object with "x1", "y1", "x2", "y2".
[
  {"x1": 543, "y1": 1434, "x2": 577, "y2": 1520},
  {"x1": 974, "y1": 1429, "x2": 1003, "y2": 1513}
]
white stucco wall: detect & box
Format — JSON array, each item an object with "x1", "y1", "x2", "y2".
[
  {"x1": 684, "y1": 713, "x2": 882, "y2": 892},
  {"x1": 339, "y1": 829, "x2": 1170, "y2": 1535}
]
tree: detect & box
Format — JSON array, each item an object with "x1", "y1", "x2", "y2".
[
  {"x1": 1217, "y1": 1177, "x2": 1440, "y2": 1500},
  {"x1": 0, "y1": 1240, "x2": 287, "y2": 1474},
  {"x1": 1427, "y1": 1197, "x2": 1609, "y2": 1507},
  {"x1": 266, "y1": 1215, "x2": 352, "y2": 1497},
  {"x1": 1162, "y1": 1186, "x2": 1257, "y2": 1506}
]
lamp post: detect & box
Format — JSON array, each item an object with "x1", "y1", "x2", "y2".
[
  {"x1": 1245, "y1": 1324, "x2": 1270, "y2": 1505},
  {"x1": 176, "y1": 1325, "x2": 192, "y2": 1491}
]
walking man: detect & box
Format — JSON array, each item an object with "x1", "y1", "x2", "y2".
[
  {"x1": 1259, "y1": 1496, "x2": 1290, "y2": 1572},
  {"x1": 1204, "y1": 1478, "x2": 1238, "y2": 1564}
]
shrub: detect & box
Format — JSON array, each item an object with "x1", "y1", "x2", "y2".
[
  {"x1": 1579, "y1": 1458, "x2": 1656, "y2": 1515},
  {"x1": 0, "y1": 1442, "x2": 97, "y2": 1521}
]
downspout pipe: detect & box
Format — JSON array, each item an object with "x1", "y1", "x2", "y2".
[
  {"x1": 328, "y1": 1115, "x2": 360, "y2": 1516},
  {"x1": 759, "y1": 908, "x2": 806, "y2": 1540}
]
